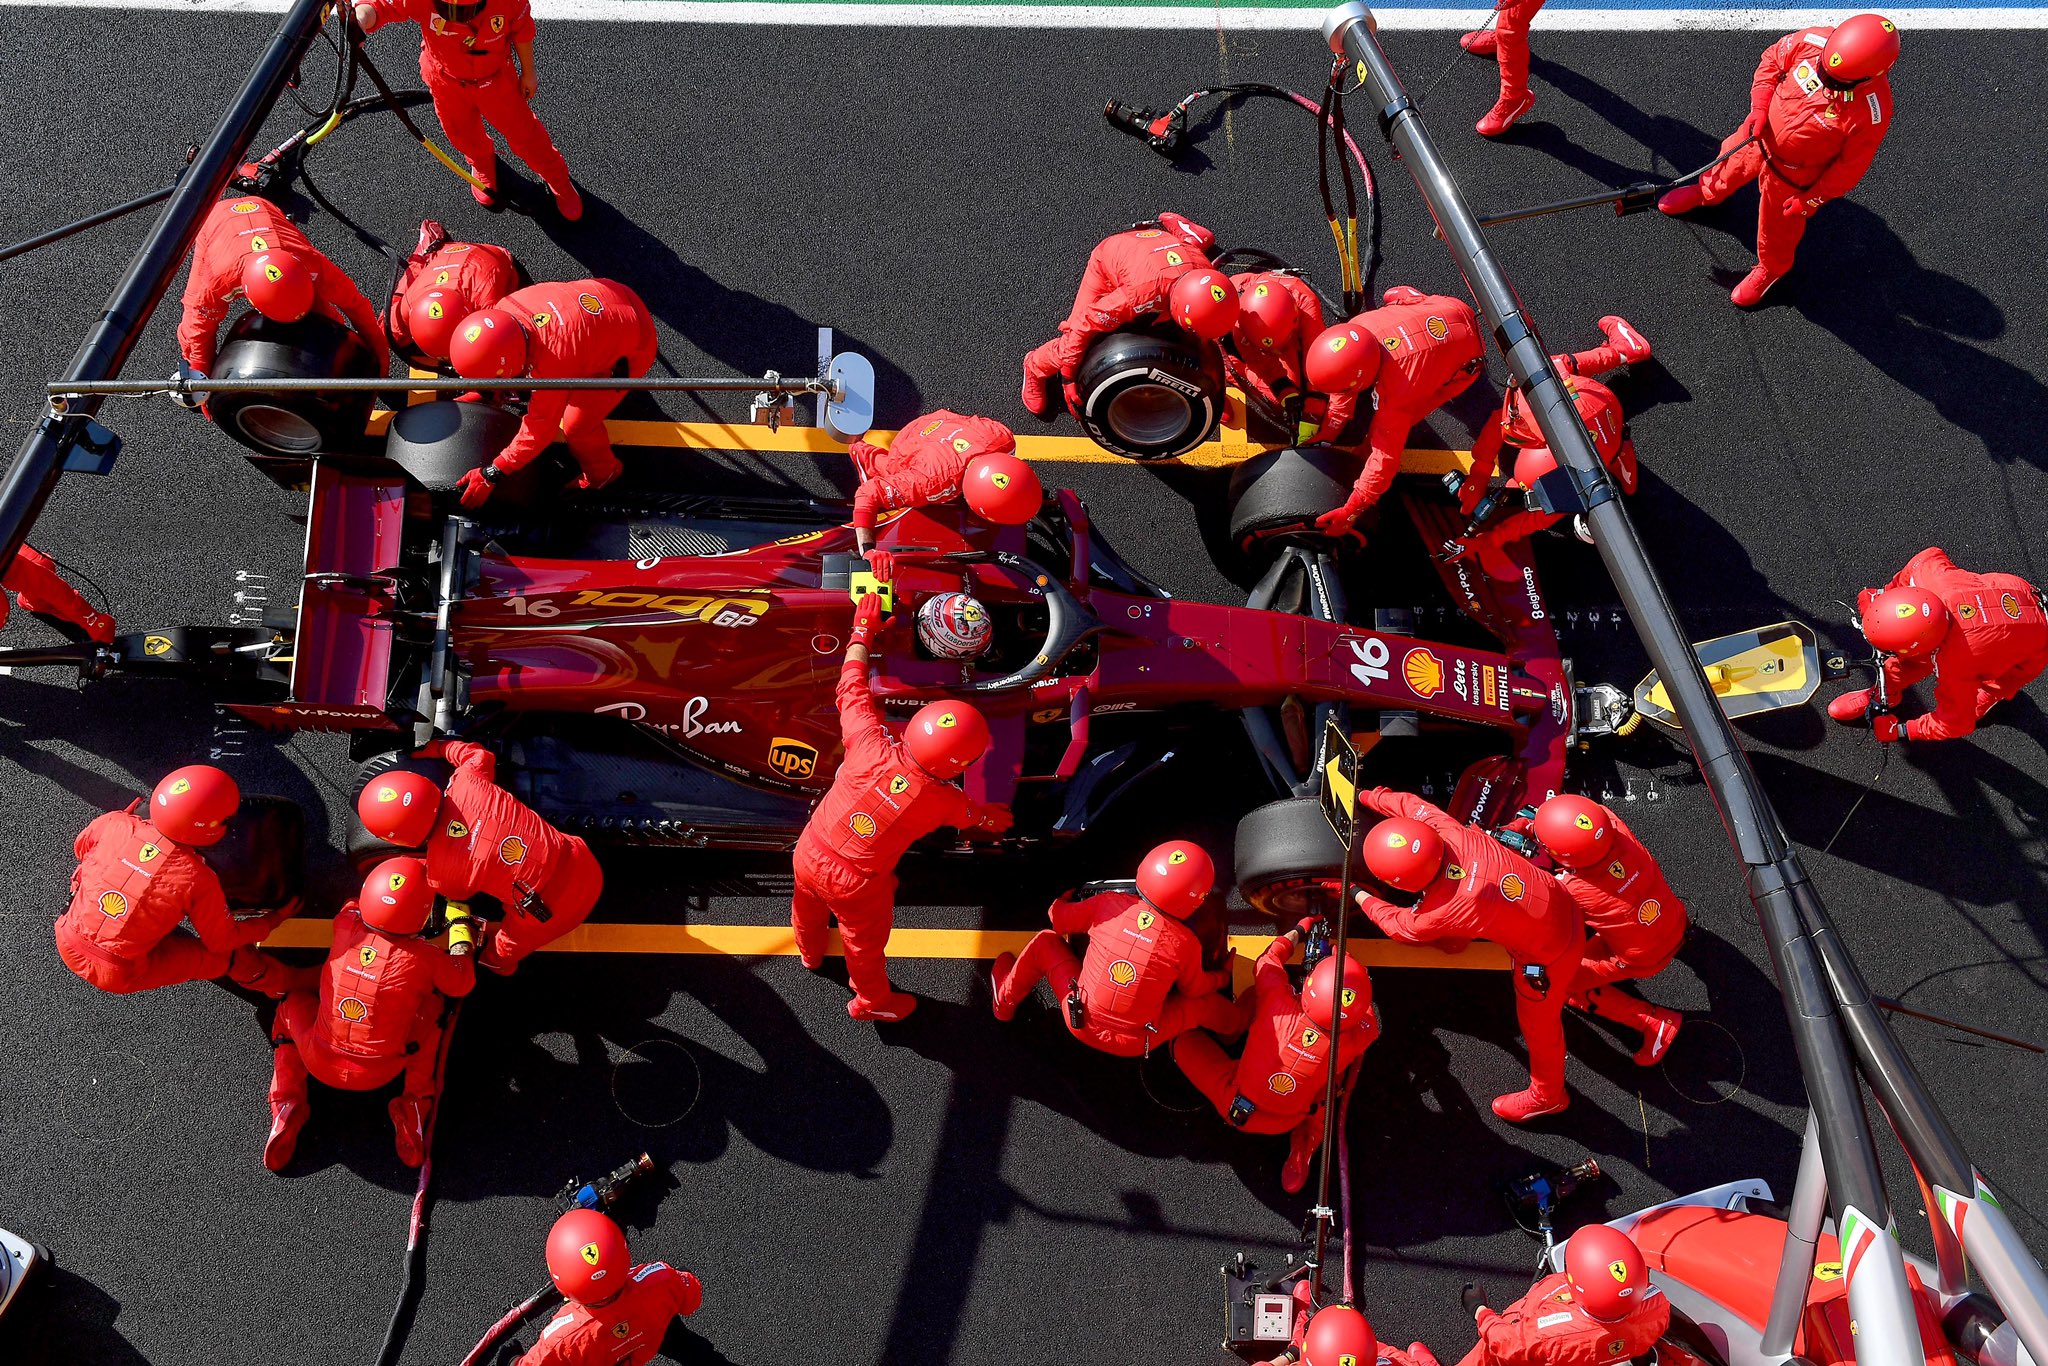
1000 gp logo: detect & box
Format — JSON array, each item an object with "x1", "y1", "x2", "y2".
[{"x1": 502, "y1": 591, "x2": 769, "y2": 627}]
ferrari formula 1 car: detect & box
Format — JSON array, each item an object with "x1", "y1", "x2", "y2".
[{"x1": 0, "y1": 398, "x2": 1570, "y2": 907}]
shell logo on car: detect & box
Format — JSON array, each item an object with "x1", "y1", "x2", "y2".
[{"x1": 1403, "y1": 647, "x2": 1446, "y2": 699}]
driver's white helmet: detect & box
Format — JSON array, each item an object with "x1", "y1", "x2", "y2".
[{"x1": 917, "y1": 592, "x2": 993, "y2": 660}]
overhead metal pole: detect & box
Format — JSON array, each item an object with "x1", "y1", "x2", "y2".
[
  {"x1": 0, "y1": 0, "x2": 332, "y2": 572},
  {"x1": 1319, "y1": 8, "x2": 1929, "y2": 1364}
]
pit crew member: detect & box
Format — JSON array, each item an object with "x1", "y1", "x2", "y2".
[
  {"x1": 56, "y1": 765, "x2": 303, "y2": 996},
  {"x1": 517, "y1": 1209, "x2": 704, "y2": 1366},
  {"x1": 1, "y1": 545, "x2": 115, "y2": 645},
  {"x1": 1827, "y1": 547, "x2": 2048, "y2": 743},
  {"x1": 1022, "y1": 213, "x2": 1236, "y2": 418},
  {"x1": 1225, "y1": 271, "x2": 1357, "y2": 444},
  {"x1": 1259, "y1": 1298, "x2": 1444, "y2": 1366},
  {"x1": 353, "y1": 0, "x2": 582, "y2": 219},
  {"x1": 1352, "y1": 788, "x2": 1584, "y2": 1122},
  {"x1": 988, "y1": 838, "x2": 1241, "y2": 1053},
  {"x1": 262, "y1": 857, "x2": 474, "y2": 1171},
  {"x1": 792, "y1": 593, "x2": 1010, "y2": 1022},
  {"x1": 1172, "y1": 918, "x2": 1376, "y2": 1193},
  {"x1": 1458, "y1": 0, "x2": 1547, "y2": 137},
  {"x1": 1304, "y1": 287, "x2": 1485, "y2": 537},
  {"x1": 176, "y1": 194, "x2": 390, "y2": 382},
  {"x1": 846, "y1": 410, "x2": 1043, "y2": 565},
  {"x1": 1657, "y1": 15, "x2": 1899, "y2": 307},
  {"x1": 447, "y1": 278, "x2": 658, "y2": 506},
  {"x1": 354, "y1": 741, "x2": 604, "y2": 974},
  {"x1": 1457, "y1": 1225, "x2": 1667, "y2": 1366},
  {"x1": 387, "y1": 221, "x2": 522, "y2": 363},
  {"x1": 1518, "y1": 795, "x2": 1685, "y2": 1065}
]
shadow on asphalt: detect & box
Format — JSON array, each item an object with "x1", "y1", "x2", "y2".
[{"x1": 9, "y1": 1265, "x2": 151, "y2": 1366}]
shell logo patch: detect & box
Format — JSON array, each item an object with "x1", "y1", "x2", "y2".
[
  {"x1": 581, "y1": 1242, "x2": 602, "y2": 1265},
  {"x1": 1446, "y1": 862, "x2": 1467, "y2": 880},
  {"x1": 1136, "y1": 910, "x2": 1156, "y2": 930},
  {"x1": 139, "y1": 843, "x2": 161, "y2": 863},
  {"x1": 144, "y1": 635, "x2": 173, "y2": 657},
  {"x1": 768, "y1": 738, "x2": 819, "y2": 780},
  {"x1": 1108, "y1": 959, "x2": 1138, "y2": 986},
  {"x1": 338, "y1": 997, "x2": 368, "y2": 1022},
  {"x1": 231, "y1": 201, "x2": 259, "y2": 213},
  {"x1": 990, "y1": 470, "x2": 1010, "y2": 489},
  {"x1": 497, "y1": 836, "x2": 527, "y2": 866},
  {"x1": 578, "y1": 292, "x2": 604, "y2": 315},
  {"x1": 1426, "y1": 315, "x2": 1450, "y2": 341},
  {"x1": 1402, "y1": 647, "x2": 1445, "y2": 699},
  {"x1": 1638, "y1": 899, "x2": 1662, "y2": 925},
  {"x1": 889, "y1": 775, "x2": 909, "y2": 795},
  {"x1": 1340, "y1": 987, "x2": 1358, "y2": 1008},
  {"x1": 98, "y1": 890, "x2": 128, "y2": 918},
  {"x1": 169, "y1": 778, "x2": 192, "y2": 797},
  {"x1": 446, "y1": 819, "x2": 469, "y2": 839},
  {"x1": 360, "y1": 945, "x2": 377, "y2": 967},
  {"x1": 1608, "y1": 859, "x2": 1626, "y2": 880},
  {"x1": 849, "y1": 812, "x2": 877, "y2": 840},
  {"x1": 936, "y1": 711, "x2": 958, "y2": 729},
  {"x1": 2003, "y1": 591, "x2": 2024, "y2": 619},
  {"x1": 1500, "y1": 873, "x2": 1526, "y2": 901},
  {"x1": 1609, "y1": 1259, "x2": 1630, "y2": 1282},
  {"x1": 1268, "y1": 1072, "x2": 1297, "y2": 1096},
  {"x1": 1301, "y1": 1027, "x2": 1321, "y2": 1047}
]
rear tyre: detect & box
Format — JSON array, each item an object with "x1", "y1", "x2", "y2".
[
  {"x1": 198, "y1": 794, "x2": 306, "y2": 910},
  {"x1": 209, "y1": 313, "x2": 377, "y2": 481},
  {"x1": 384, "y1": 399, "x2": 527, "y2": 495},
  {"x1": 1073, "y1": 325, "x2": 1224, "y2": 461},
  {"x1": 1233, "y1": 796, "x2": 1346, "y2": 918},
  {"x1": 1227, "y1": 445, "x2": 1361, "y2": 562}
]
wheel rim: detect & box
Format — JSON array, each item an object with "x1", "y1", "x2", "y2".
[
  {"x1": 1105, "y1": 384, "x2": 1195, "y2": 448},
  {"x1": 236, "y1": 404, "x2": 322, "y2": 454},
  {"x1": 1246, "y1": 875, "x2": 1335, "y2": 919}
]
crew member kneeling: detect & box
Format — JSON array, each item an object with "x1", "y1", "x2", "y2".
[
  {"x1": 518, "y1": 1210, "x2": 704, "y2": 1366},
  {"x1": 846, "y1": 410, "x2": 1043, "y2": 568},
  {"x1": 448, "y1": 279, "x2": 657, "y2": 507},
  {"x1": 1828, "y1": 547, "x2": 2048, "y2": 744},
  {"x1": 355, "y1": 741, "x2": 603, "y2": 974},
  {"x1": 262, "y1": 858, "x2": 474, "y2": 1171},
  {"x1": 1458, "y1": 1225, "x2": 1666, "y2": 1366},
  {"x1": 989, "y1": 838, "x2": 1241, "y2": 1053},
  {"x1": 1173, "y1": 919, "x2": 1376, "y2": 1194},
  {"x1": 792, "y1": 594, "x2": 1010, "y2": 1022},
  {"x1": 57, "y1": 765, "x2": 302, "y2": 997},
  {"x1": 387, "y1": 222, "x2": 521, "y2": 364},
  {"x1": 1225, "y1": 271, "x2": 1356, "y2": 445}
]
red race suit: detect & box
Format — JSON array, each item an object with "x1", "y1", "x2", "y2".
[
  {"x1": 1870, "y1": 548, "x2": 2048, "y2": 741},
  {"x1": 1226, "y1": 271, "x2": 1357, "y2": 443},
  {"x1": 177, "y1": 196, "x2": 389, "y2": 374},
  {"x1": 1458, "y1": 1273, "x2": 1669, "y2": 1366},
  {"x1": 420, "y1": 741, "x2": 603, "y2": 971},
  {"x1": 490, "y1": 279, "x2": 658, "y2": 489},
  {"x1": 847, "y1": 410, "x2": 1017, "y2": 533},
  {"x1": 56, "y1": 807, "x2": 296, "y2": 995},
  {"x1": 517, "y1": 1262, "x2": 704, "y2": 1366},
  {"x1": 1023, "y1": 215, "x2": 1217, "y2": 394},
  {"x1": 2, "y1": 544, "x2": 114, "y2": 644},
  {"x1": 991, "y1": 890, "x2": 1239, "y2": 1056},
  {"x1": 388, "y1": 229, "x2": 521, "y2": 352},
  {"x1": 363, "y1": 0, "x2": 574, "y2": 197},
  {"x1": 791, "y1": 658, "x2": 991, "y2": 1010},
  {"x1": 1697, "y1": 26, "x2": 1893, "y2": 278},
  {"x1": 1335, "y1": 294, "x2": 1484, "y2": 516}
]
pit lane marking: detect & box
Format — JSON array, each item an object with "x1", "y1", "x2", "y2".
[{"x1": 261, "y1": 918, "x2": 1509, "y2": 973}]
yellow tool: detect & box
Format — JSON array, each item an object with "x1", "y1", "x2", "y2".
[{"x1": 1631, "y1": 621, "x2": 1830, "y2": 735}]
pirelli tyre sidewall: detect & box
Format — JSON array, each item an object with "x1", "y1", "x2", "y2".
[
  {"x1": 1226, "y1": 444, "x2": 1364, "y2": 560},
  {"x1": 1233, "y1": 796, "x2": 1346, "y2": 919},
  {"x1": 209, "y1": 311, "x2": 377, "y2": 472},
  {"x1": 1074, "y1": 325, "x2": 1225, "y2": 461},
  {"x1": 383, "y1": 398, "x2": 539, "y2": 500}
]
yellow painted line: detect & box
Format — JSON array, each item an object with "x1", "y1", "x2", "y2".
[{"x1": 262, "y1": 918, "x2": 1506, "y2": 972}]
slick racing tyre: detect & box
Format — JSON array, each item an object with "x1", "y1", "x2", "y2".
[
  {"x1": 1227, "y1": 444, "x2": 1362, "y2": 561},
  {"x1": 1234, "y1": 796, "x2": 1346, "y2": 918},
  {"x1": 383, "y1": 399, "x2": 534, "y2": 498},
  {"x1": 209, "y1": 312, "x2": 377, "y2": 476},
  {"x1": 1073, "y1": 325, "x2": 1225, "y2": 461},
  {"x1": 347, "y1": 750, "x2": 453, "y2": 874},
  {"x1": 197, "y1": 794, "x2": 306, "y2": 912}
]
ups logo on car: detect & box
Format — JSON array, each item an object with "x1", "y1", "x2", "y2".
[{"x1": 768, "y1": 738, "x2": 818, "y2": 780}]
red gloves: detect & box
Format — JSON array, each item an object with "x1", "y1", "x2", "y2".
[
  {"x1": 1874, "y1": 713, "x2": 1904, "y2": 743},
  {"x1": 975, "y1": 804, "x2": 1015, "y2": 835},
  {"x1": 1381, "y1": 285, "x2": 1428, "y2": 306},
  {"x1": 865, "y1": 549, "x2": 896, "y2": 582},
  {"x1": 575, "y1": 452, "x2": 624, "y2": 492},
  {"x1": 456, "y1": 465, "x2": 498, "y2": 509},
  {"x1": 848, "y1": 592, "x2": 888, "y2": 647},
  {"x1": 1062, "y1": 378, "x2": 1082, "y2": 416},
  {"x1": 1316, "y1": 494, "x2": 1370, "y2": 537},
  {"x1": 1783, "y1": 195, "x2": 1821, "y2": 219}
]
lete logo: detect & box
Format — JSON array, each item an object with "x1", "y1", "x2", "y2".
[{"x1": 678, "y1": 695, "x2": 741, "y2": 738}]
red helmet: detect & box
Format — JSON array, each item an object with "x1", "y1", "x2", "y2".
[
  {"x1": 1305, "y1": 324, "x2": 1383, "y2": 396},
  {"x1": 241, "y1": 251, "x2": 315, "y2": 323},
  {"x1": 1564, "y1": 1224, "x2": 1652, "y2": 1323},
  {"x1": 406, "y1": 288, "x2": 467, "y2": 361},
  {"x1": 1302, "y1": 1305, "x2": 1378, "y2": 1366},
  {"x1": 448, "y1": 308, "x2": 530, "y2": 379},
  {"x1": 1531, "y1": 794, "x2": 1612, "y2": 869},
  {"x1": 961, "y1": 451, "x2": 1042, "y2": 526},
  {"x1": 545, "y1": 1209, "x2": 630, "y2": 1306},
  {"x1": 1362, "y1": 816, "x2": 1444, "y2": 892},
  {"x1": 150, "y1": 764, "x2": 240, "y2": 846},
  {"x1": 1135, "y1": 839, "x2": 1215, "y2": 918},
  {"x1": 1862, "y1": 585, "x2": 1950, "y2": 657},
  {"x1": 1823, "y1": 14, "x2": 1899, "y2": 84},
  {"x1": 1511, "y1": 445, "x2": 1560, "y2": 488},
  {"x1": 356, "y1": 770, "x2": 443, "y2": 848},
  {"x1": 1234, "y1": 276, "x2": 1303, "y2": 352},
  {"x1": 1170, "y1": 268, "x2": 1239, "y2": 341},
  {"x1": 903, "y1": 700, "x2": 990, "y2": 779},
  {"x1": 1302, "y1": 951, "x2": 1373, "y2": 1030},
  {"x1": 359, "y1": 856, "x2": 435, "y2": 936}
]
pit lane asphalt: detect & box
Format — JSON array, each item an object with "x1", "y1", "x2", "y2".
[{"x1": 1, "y1": 11, "x2": 2046, "y2": 1365}]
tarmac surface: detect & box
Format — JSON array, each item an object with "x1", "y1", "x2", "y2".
[{"x1": 1, "y1": 8, "x2": 2046, "y2": 1365}]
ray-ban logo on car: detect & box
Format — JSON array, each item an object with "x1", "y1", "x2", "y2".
[
  {"x1": 679, "y1": 695, "x2": 740, "y2": 738},
  {"x1": 768, "y1": 738, "x2": 818, "y2": 780},
  {"x1": 1144, "y1": 369, "x2": 1204, "y2": 399}
]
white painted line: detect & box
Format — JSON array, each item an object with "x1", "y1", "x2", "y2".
[{"x1": 4, "y1": 0, "x2": 2044, "y2": 29}]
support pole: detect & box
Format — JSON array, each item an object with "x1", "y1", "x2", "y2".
[{"x1": 1761, "y1": 1115, "x2": 1830, "y2": 1359}]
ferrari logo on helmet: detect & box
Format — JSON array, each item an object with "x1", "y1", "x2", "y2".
[
  {"x1": 360, "y1": 945, "x2": 377, "y2": 967},
  {"x1": 1609, "y1": 1259, "x2": 1629, "y2": 1282},
  {"x1": 1894, "y1": 602, "x2": 1919, "y2": 618},
  {"x1": 1575, "y1": 813, "x2": 1595, "y2": 830},
  {"x1": 936, "y1": 711, "x2": 958, "y2": 729},
  {"x1": 849, "y1": 812, "x2": 877, "y2": 840},
  {"x1": 991, "y1": 471, "x2": 1010, "y2": 489},
  {"x1": 1827, "y1": 51, "x2": 1843, "y2": 66},
  {"x1": 1136, "y1": 910, "x2": 1156, "y2": 929},
  {"x1": 1302, "y1": 1027, "x2": 1321, "y2": 1047},
  {"x1": 387, "y1": 872, "x2": 408, "y2": 892},
  {"x1": 1638, "y1": 899, "x2": 1662, "y2": 925},
  {"x1": 169, "y1": 778, "x2": 192, "y2": 796},
  {"x1": 1500, "y1": 874, "x2": 1526, "y2": 901},
  {"x1": 1387, "y1": 832, "x2": 1409, "y2": 849},
  {"x1": 426, "y1": 300, "x2": 445, "y2": 319},
  {"x1": 264, "y1": 262, "x2": 284, "y2": 283},
  {"x1": 1253, "y1": 283, "x2": 1271, "y2": 299},
  {"x1": 1168, "y1": 849, "x2": 1187, "y2": 865},
  {"x1": 376, "y1": 785, "x2": 399, "y2": 803},
  {"x1": 1341, "y1": 1356, "x2": 1359, "y2": 1366},
  {"x1": 581, "y1": 1242, "x2": 602, "y2": 1265},
  {"x1": 1426, "y1": 315, "x2": 1450, "y2": 341},
  {"x1": 1268, "y1": 1072, "x2": 1297, "y2": 1095},
  {"x1": 1881, "y1": 16, "x2": 1895, "y2": 29},
  {"x1": 889, "y1": 775, "x2": 909, "y2": 795},
  {"x1": 339, "y1": 997, "x2": 368, "y2": 1022},
  {"x1": 1208, "y1": 283, "x2": 1227, "y2": 302},
  {"x1": 463, "y1": 324, "x2": 483, "y2": 344},
  {"x1": 446, "y1": 819, "x2": 469, "y2": 838},
  {"x1": 1340, "y1": 987, "x2": 1357, "y2": 1007},
  {"x1": 99, "y1": 890, "x2": 128, "y2": 918},
  {"x1": 1108, "y1": 959, "x2": 1138, "y2": 986},
  {"x1": 578, "y1": 292, "x2": 604, "y2": 315},
  {"x1": 498, "y1": 836, "x2": 527, "y2": 865},
  {"x1": 1328, "y1": 336, "x2": 1350, "y2": 352},
  {"x1": 139, "y1": 843, "x2": 160, "y2": 862}
]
